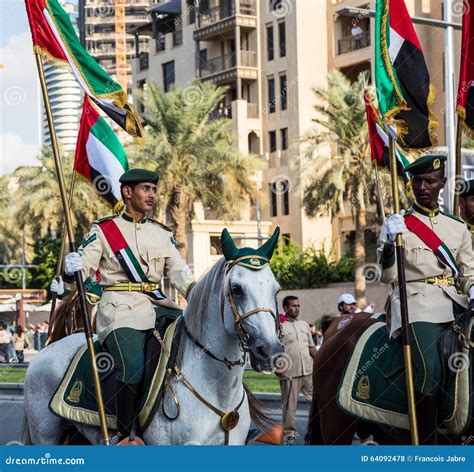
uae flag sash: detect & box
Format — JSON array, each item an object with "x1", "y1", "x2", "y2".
[
  {"x1": 98, "y1": 219, "x2": 166, "y2": 300},
  {"x1": 364, "y1": 90, "x2": 410, "y2": 176},
  {"x1": 457, "y1": 0, "x2": 474, "y2": 135},
  {"x1": 404, "y1": 214, "x2": 460, "y2": 276},
  {"x1": 375, "y1": 0, "x2": 437, "y2": 148},
  {"x1": 74, "y1": 98, "x2": 128, "y2": 212},
  {"x1": 24, "y1": 0, "x2": 144, "y2": 143}
]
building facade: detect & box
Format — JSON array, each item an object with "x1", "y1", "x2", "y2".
[
  {"x1": 80, "y1": 0, "x2": 152, "y2": 93},
  {"x1": 41, "y1": 0, "x2": 83, "y2": 152},
  {"x1": 131, "y1": 0, "x2": 460, "y2": 270}
]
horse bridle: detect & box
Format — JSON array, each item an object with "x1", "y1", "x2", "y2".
[
  {"x1": 220, "y1": 256, "x2": 281, "y2": 355},
  {"x1": 183, "y1": 255, "x2": 281, "y2": 370}
]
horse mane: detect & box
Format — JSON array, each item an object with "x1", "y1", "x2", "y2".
[{"x1": 184, "y1": 257, "x2": 227, "y2": 338}]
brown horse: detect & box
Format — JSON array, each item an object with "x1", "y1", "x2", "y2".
[
  {"x1": 306, "y1": 313, "x2": 472, "y2": 445},
  {"x1": 46, "y1": 293, "x2": 95, "y2": 345}
]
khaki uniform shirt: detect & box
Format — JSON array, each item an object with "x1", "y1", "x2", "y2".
[
  {"x1": 280, "y1": 319, "x2": 315, "y2": 378},
  {"x1": 78, "y1": 213, "x2": 195, "y2": 343},
  {"x1": 379, "y1": 204, "x2": 474, "y2": 338}
]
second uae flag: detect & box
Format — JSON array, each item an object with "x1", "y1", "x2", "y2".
[
  {"x1": 74, "y1": 98, "x2": 129, "y2": 211},
  {"x1": 375, "y1": 0, "x2": 437, "y2": 148},
  {"x1": 457, "y1": 0, "x2": 474, "y2": 135}
]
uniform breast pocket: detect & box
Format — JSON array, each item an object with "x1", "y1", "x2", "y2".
[
  {"x1": 404, "y1": 237, "x2": 422, "y2": 265},
  {"x1": 148, "y1": 248, "x2": 167, "y2": 276}
]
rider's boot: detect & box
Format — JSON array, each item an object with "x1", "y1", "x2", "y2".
[
  {"x1": 115, "y1": 381, "x2": 145, "y2": 446},
  {"x1": 416, "y1": 393, "x2": 438, "y2": 445}
]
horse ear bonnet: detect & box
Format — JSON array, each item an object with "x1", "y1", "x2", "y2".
[{"x1": 220, "y1": 227, "x2": 280, "y2": 269}]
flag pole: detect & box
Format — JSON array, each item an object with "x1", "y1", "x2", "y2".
[
  {"x1": 453, "y1": 117, "x2": 463, "y2": 217},
  {"x1": 34, "y1": 50, "x2": 110, "y2": 445},
  {"x1": 388, "y1": 134, "x2": 419, "y2": 445},
  {"x1": 373, "y1": 161, "x2": 386, "y2": 221},
  {"x1": 47, "y1": 171, "x2": 76, "y2": 339}
]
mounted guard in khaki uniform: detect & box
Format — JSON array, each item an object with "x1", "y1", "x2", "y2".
[
  {"x1": 63, "y1": 169, "x2": 195, "y2": 445},
  {"x1": 378, "y1": 155, "x2": 474, "y2": 444}
]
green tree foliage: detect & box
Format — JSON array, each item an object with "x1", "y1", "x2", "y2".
[
  {"x1": 128, "y1": 80, "x2": 261, "y2": 257},
  {"x1": 301, "y1": 71, "x2": 392, "y2": 304},
  {"x1": 270, "y1": 240, "x2": 354, "y2": 290}
]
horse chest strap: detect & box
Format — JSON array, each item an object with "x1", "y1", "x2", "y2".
[{"x1": 220, "y1": 410, "x2": 240, "y2": 431}]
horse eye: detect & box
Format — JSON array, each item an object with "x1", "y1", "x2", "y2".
[{"x1": 231, "y1": 284, "x2": 244, "y2": 296}]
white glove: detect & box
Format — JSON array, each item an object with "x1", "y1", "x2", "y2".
[
  {"x1": 50, "y1": 277, "x2": 64, "y2": 296},
  {"x1": 380, "y1": 214, "x2": 407, "y2": 245},
  {"x1": 64, "y1": 252, "x2": 83, "y2": 276}
]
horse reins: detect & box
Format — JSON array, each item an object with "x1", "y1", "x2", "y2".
[{"x1": 153, "y1": 329, "x2": 246, "y2": 445}]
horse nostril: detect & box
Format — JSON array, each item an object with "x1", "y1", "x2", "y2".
[{"x1": 254, "y1": 343, "x2": 267, "y2": 360}]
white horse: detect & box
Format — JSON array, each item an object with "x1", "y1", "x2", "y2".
[{"x1": 22, "y1": 253, "x2": 283, "y2": 445}]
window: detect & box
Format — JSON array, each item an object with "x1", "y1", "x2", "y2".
[
  {"x1": 137, "y1": 79, "x2": 146, "y2": 113},
  {"x1": 269, "y1": 183, "x2": 278, "y2": 217},
  {"x1": 266, "y1": 25, "x2": 274, "y2": 61},
  {"x1": 162, "y1": 61, "x2": 175, "y2": 92},
  {"x1": 280, "y1": 128, "x2": 288, "y2": 150},
  {"x1": 268, "y1": 77, "x2": 275, "y2": 113},
  {"x1": 280, "y1": 74, "x2": 287, "y2": 111},
  {"x1": 281, "y1": 179, "x2": 289, "y2": 215},
  {"x1": 156, "y1": 33, "x2": 165, "y2": 52},
  {"x1": 269, "y1": 130, "x2": 277, "y2": 153},
  {"x1": 282, "y1": 233, "x2": 291, "y2": 247},
  {"x1": 187, "y1": 0, "x2": 196, "y2": 23},
  {"x1": 278, "y1": 21, "x2": 286, "y2": 57}
]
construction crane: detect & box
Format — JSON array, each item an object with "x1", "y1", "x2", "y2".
[{"x1": 114, "y1": 0, "x2": 128, "y2": 93}]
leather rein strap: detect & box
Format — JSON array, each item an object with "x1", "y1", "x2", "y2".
[{"x1": 153, "y1": 328, "x2": 246, "y2": 445}]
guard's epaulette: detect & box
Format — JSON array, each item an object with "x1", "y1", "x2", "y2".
[
  {"x1": 440, "y1": 211, "x2": 465, "y2": 224},
  {"x1": 93, "y1": 215, "x2": 116, "y2": 224},
  {"x1": 148, "y1": 218, "x2": 173, "y2": 232}
]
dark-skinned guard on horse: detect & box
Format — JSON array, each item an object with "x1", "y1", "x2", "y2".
[
  {"x1": 378, "y1": 154, "x2": 474, "y2": 444},
  {"x1": 63, "y1": 169, "x2": 195, "y2": 445}
]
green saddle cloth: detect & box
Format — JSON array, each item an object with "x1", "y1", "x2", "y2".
[
  {"x1": 49, "y1": 307, "x2": 183, "y2": 431},
  {"x1": 337, "y1": 316, "x2": 473, "y2": 435}
]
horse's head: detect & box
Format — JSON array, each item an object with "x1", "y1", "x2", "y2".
[{"x1": 220, "y1": 227, "x2": 284, "y2": 372}]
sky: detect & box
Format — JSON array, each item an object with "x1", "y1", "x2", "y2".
[{"x1": 0, "y1": 0, "x2": 43, "y2": 175}]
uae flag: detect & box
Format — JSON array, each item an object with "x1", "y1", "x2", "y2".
[
  {"x1": 25, "y1": 0, "x2": 144, "y2": 143},
  {"x1": 457, "y1": 0, "x2": 474, "y2": 135},
  {"x1": 364, "y1": 91, "x2": 410, "y2": 177},
  {"x1": 75, "y1": 98, "x2": 129, "y2": 211},
  {"x1": 375, "y1": 0, "x2": 437, "y2": 148}
]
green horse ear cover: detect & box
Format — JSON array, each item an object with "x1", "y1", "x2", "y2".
[
  {"x1": 220, "y1": 227, "x2": 280, "y2": 263},
  {"x1": 258, "y1": 226, "x2": 280, "y2": 260},
  {"x1": 221, "y1": 228, "x2": 240, "y2": 261}
]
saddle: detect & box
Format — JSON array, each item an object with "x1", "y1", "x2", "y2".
[
  {"x1": 337, "y1": 314, "x2": 473, "y2": 436},
  {"x1": 49, "y1": 307, "x2": 186, "y2": 432}
]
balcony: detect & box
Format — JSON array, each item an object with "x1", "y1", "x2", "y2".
[
  {"x1": 199, "y1": 51, "x2": 258, "y2": 84},
  {"x1": 336, "y1": 30, "x2": 370, "y2": 55},
  {"x1": 194, "y1": 0, "x2": 257, "y2": 42}
]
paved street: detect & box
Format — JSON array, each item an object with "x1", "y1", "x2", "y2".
[{"x1": 0, "y1": 394, "x2": 311, "y2": 446}]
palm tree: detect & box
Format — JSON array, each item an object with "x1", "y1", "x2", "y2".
[
  {"x1": 4, "y1": 146, "x2": 110, "y2": 263},
  {"x1": 301, "y1": 70, "x2": 392, "y2": 305},
  {"x1": 129, "y1": 80, "x2": 261, "y2": 258}
]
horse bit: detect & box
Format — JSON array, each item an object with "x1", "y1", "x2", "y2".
[{"x1": 154, "y1": 255, "x2": 281, "y2": 445}]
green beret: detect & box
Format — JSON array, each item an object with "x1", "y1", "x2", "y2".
[
  {"x1": 460, "y1": 179, "x2": 474, "y2": 198},
  {"x1": 403, "y1": 154, "x2": 447, "y2": 176},
  {"x1": 119, "y1": 168, "x2": 158, "y2": 185}
]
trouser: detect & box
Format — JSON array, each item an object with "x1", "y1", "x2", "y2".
[
  {"x1": 104, "y1": 328, "x2": 148, "y2": 385},
  {"x1": 280, "y1": 374, "x2": 313, "y2": 435},
  {"x1": 0, "y1": 344, "x2": 8, "y2": 362},
  {"x1": 15, "y1": 351, "x2": 24, "y2": 364},
  {"x1": 409, "y1": 321, "x2": 449, "y2": 396},
  {"x1": 409, "y1": 321, "x2": 451, "y2": 444}
]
